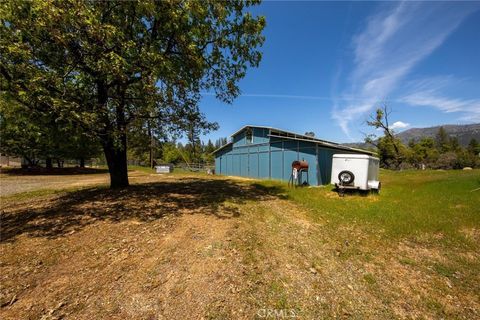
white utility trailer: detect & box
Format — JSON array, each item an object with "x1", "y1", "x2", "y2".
[{"x1": 331, "y1": 154, "x2": 380, "y2": 196}]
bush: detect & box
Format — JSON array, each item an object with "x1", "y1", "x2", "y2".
[
  {"x1": 456, "y1": 151, "x2": 479, "y2": 169},
  {"x1": 433, "y1": 152, "x2": 458, "y2": 169}
]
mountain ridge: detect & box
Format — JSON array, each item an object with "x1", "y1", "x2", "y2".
[{"x1": 343, "y1": 123, "x2": 480, "y2": 149}]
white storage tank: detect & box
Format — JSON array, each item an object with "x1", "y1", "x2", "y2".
[{"x1": 331, "y1": 154, "x2": 380, "y2": 192}]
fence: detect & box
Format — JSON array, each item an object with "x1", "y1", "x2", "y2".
[
  {"x1": 0, "y1": 155, "x2": 214, "y2": 173},
  {"x1": 0, "y1": 155, "x2": 22, "y2": 167},
  {"x1": 0, "y1": 156, "x2": 104, "y2": 168},
  {"x1": 175, "y1": 162, "x2": 215, "y2": 172}
]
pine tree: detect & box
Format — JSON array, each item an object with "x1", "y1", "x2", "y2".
[
  {"x1": 435, "y1": 127, "x2": 450, "y2": 153},
  {"x1": 467, "y1": 138, "x2": 480, "y2": 155}
]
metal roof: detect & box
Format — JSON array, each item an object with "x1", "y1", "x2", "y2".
[
  {"x1": 332, "y1": 154, "x2": 379, "y2": 160},
  {"x1": 211, "y1": 141, "x2": 233, "y2": 154},
  {"x1": 213, "y1": 125, "x2": 375, "y2": 155},
  {"x1": 229, "y1": 125, "x2": 274, "y2": 137}
]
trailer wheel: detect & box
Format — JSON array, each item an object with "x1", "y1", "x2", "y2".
[
  {"x1": 338, "y1": 170, "x2": 354, "y2": 185},
  {"x1": 371, "y1": 182, "x2": 381, "y2": 195}
]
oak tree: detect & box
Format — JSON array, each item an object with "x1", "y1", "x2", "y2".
[{"x1": 0, "y1": 0, "x2": 265, "y2": 187}]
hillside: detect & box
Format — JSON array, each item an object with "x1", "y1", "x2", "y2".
[
  {"x1": 396, "y1": 123, "x2": 480, "y2": 146},
  {"x1": 344, "y1": 123, "x2": 480, "y2": 148}
]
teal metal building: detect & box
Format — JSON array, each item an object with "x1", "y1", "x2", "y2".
[{"x1": 213, "y1": 125, "x2": 374, "y2": 185}]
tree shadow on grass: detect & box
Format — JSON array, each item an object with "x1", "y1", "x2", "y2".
[{"x1": 0, "y1": 177, "x2": 285, "y2": 243}]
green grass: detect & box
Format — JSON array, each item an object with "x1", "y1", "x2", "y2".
[
  {"x1": 432, "y1": 262, "x2": 457, "y2": 278},
  {"x1": 128, "y1": 165, "x2": 211, "y2": 177},
  {"x1": 2, "y1": 167, "x2": 478, "y2": 318},
  {"x1": 256, "y1": 169, "x2": 480, "y2": 246},
  {"x1": 363, "y1": 273, "x2": 377, "y2": 286},
  {"x1": 127, "y1": 165, "x2": 155, "y2": 173}
]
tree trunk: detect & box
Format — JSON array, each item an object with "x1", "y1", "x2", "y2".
[
  {"x1": 148, "y1": 122, "x2": 154, "y2": 169},
  {"x1": 46, "y1": 157, "x2": 53, "y2": 169},
  {"x1": 102, "y1": 134, "x2": 129, "y2": 188},
  {"x1": 79, "y1": 157, "x2": 85, "y2": 168},
  {"x1": 96, "y1": 80, "x2": 129, "y2": 188}
]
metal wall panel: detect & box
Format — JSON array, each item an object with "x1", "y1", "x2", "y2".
[
  {"x1": 258, "y1": 152, "x2": 270, "y2": 178},
  {"x1": 222, "y1": 153, "x2": 232, "y2": 176},
  {"x1": 233, "y1": 130, "x2": 246, "y2": 147},
  {"x1": 283, "y1": 149, "x2": 298, "y2": 182},
  {"x1": 270, "y1": 150, "x2": 283, "y2": 180},
  {"x1": 317, "y1": 147, "x2": 336, "y2": 184},
  {"x1": 249, "y1": 153, "x2": 259, "y2": 178},
  {"x1": 269, "y1": 136, "x2": 284, "y2": 143},
  {"x1": 283, "y1": 140, "x2": 298, "y2": 150},
  {"x1": 298, "y1": 141, "x2": 314, "y2": 149},
  {"x1": 240, "y1": 154, "x2": 248, "y2": 176},
  {"x1": 221, "y1": 155, "x2": 227, "y2": 174},
  {"x1": 214, "y1": 145, "x2": 231, "y2": 175},
  {"x1": 232, "y1": 154, "x2": 240, "y2": 176},
  {"x1": 215, "y1": 157, "x2": 221, "y2": 174},
  {"x1": 253, "y1": 127, "x2": 270, "y2": 144},
  {"x1": 298, "y1": 147, "x2": 318, "y2": 185},
  {"x1": 258, "y1": 145, "x2": 270, "y2": 152},
  {"x1": 270, "y1": 142, "x2": 283, "y2": 152}
]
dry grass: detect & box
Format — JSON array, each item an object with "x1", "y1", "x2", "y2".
[{"x1": 0, "y1": 169, "x2": 479, "y2": 319}]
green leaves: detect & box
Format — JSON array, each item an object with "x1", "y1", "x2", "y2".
[
  {"x1": 1, "y1": 0, "x2": 265, "y2": 184},
  {"x1": 0, "y1": 96, "x2": 101, "y2": 162}
]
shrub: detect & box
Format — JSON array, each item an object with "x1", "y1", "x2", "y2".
[{"x1": 433, "y1": 152, "x2": 458, "y2": 169}]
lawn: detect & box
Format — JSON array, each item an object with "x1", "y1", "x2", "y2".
[
  {"x1": 259, "y1": 169, "x2": 480, "y2": 245},
  {"x1": 0, "y1": 168, "x2": 479, "y2": 319}
]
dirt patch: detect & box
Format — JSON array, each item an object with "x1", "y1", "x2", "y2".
[
  {"x1": 1, "y1": 173, "x2": 479, "y2": 319},
  {"x1": 0, "y1": 172, "x2": 110, "y2": 197},
  {"x1": 0, "y1": 213, "x2": 251, "y2": 319},
  {"x1": 0, "y1": 167, "x2": 109, "y2": 176},
  {"x1": 461, "y1": 228, "x2": 480, "y2": 242},
  {"x1": 0, "y1": 169, "x2": 162, "y2": 197},
  {"x1": 0, "y1": 175, "x2": 281, "y2": 319}
]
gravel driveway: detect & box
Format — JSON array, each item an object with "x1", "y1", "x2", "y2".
[{"x1": 0, "y1": 173, "x2": 110, "y2": 197}]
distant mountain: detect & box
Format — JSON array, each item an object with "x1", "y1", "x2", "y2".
[
  {"x1": 342, "y1": 141, "x2": 373, "y2": 150},
  {"x1": 396, "y1": 123, "x2": 480, "y2": 146},
  {"x1": 343, "y1": 123, "x2": 480, "y2": 149}
]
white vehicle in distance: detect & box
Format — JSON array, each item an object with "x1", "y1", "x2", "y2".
[{"x1": 331, "y1": 154, "x2": 381, "y2": 196}]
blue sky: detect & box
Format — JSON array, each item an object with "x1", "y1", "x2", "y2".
[{"x1": 200, "y1": 1, "x2": 480, "y2": 143}]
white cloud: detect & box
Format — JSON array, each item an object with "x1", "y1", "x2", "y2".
[
  {"x1": 399, "y1": 76, "x2": 480, "y2": 122},
  {"x1": 332, "y1": 2, "x2": 479, "y2": 137},
  {"x1": 402, "y1": 91, "x2": 480, "y2": 122},
  {"x1": 390, "y1": 121, "x2": 410, "y2": 130}
]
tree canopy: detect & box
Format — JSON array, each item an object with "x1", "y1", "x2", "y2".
[
  {"x1": 365, "y1": 107, "x2": 479, "y2": 170},
  {"x1": 0, "y1": 0, "x2": 265, "y2": 187},
  {"x1": 0, "y1": 97, "x2": 102, "y2": 167}
]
